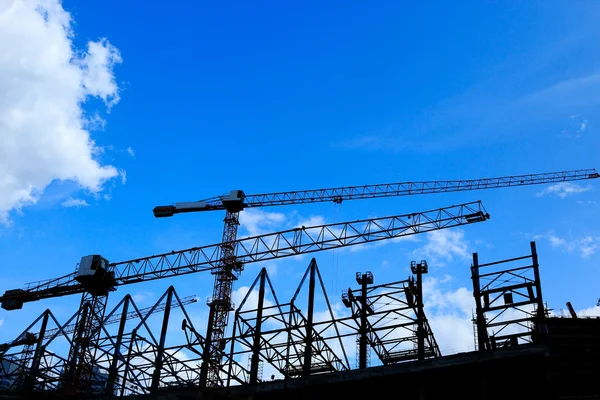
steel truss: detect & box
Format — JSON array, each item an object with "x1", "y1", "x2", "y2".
[
  {"x1": 0, "y1": 201, "x2": 488, "y2": 392},
  {"x1": 0, "y1": 289, "x2": 197, "y2": 397},
  {"x1": 1, "y1": 258, "x2": 443, "y2": 397},
  {"x1": 227, "y1": 259, "x2": 349, "y2": 385},
  {"x1": 341, "y1": 263, "x2": 441, "y2": 367},
  {"x1": 471, "y1": 241, "x2": 547, "y2": 351}
]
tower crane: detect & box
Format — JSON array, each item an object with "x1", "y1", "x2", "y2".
[
  {"x1": 0, "y1": 168, "x2": 597, "y2": 390},
  {"x1": 150, "y1": 168, "x2": 598, "y2": 386},
  {"x1": 1, "y1": 201, "x2": 490, "y2": 390}
]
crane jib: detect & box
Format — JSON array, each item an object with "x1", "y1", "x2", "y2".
[
  {"x1": 153, "y1": 168, "x2": 598, "y2": 215},
  {"x1": 1, "y1": 201, "x2": 490, "y2": 309}
]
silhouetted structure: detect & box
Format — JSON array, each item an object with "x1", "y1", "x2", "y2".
[{"x1": 1, "y1": 241, "x2": 599, "y2": 399}]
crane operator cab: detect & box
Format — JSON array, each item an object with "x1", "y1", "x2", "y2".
[
  {"x1": 221, "y1": 190, "x2": 246, "y2": 213},
  {"x1": 75, "y1": 255, "x2": 117, "y2": 296}
]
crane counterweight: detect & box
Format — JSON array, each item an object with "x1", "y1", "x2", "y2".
[{"x1": 1, "y1": 289, "x2": 26, "y2": 311}]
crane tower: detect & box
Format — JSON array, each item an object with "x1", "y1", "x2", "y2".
[{"x1": 151, "y1": 168, "x2": 599, "y2": 386}]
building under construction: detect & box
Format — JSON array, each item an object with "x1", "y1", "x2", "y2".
[{"x1": 1, "y1": 169, "x2": 599, "y2": 399}]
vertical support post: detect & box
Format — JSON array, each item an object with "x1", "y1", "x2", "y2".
[
  {"x1": 200, "y1": 305, "x2": 215, "y2": 387},
  {"x1": 106, "y1": 296, "x2": 131, "y2": 396},
  {"x1": 359, "y1": 274, "x2": 368, "y2": 369},
  {"x1": 530, "y1": 241, "x2": 548, "y2": 342},
  {"x1": 416, "y1": 267, "x2": 425, "y2": 361},
  {"x1": 151, "y1": 288, "x2": 173, "y2": 392},
  {"x1": 226, "y1": 314, "x2": 239, "y2": 388},
  {"x1": 471, "y1": 252, "x2": 488, "y2": 352},
  {"x1": 284, "y1": 301, "x2": 295, "y2": 379},
  {"x1": 23, "y1": 310, "x2": 49, "y2": 396},
  {"x1": 531, "y1": 241, "x2": 545, "y2": 317},
  {"x1": 120, "y1": 329, "x2": 137, "y2": 398},
  {"x1": 249, "y1": 269, "x2": 267, "y2": 384},
  {"x1": 302, "y1": 261, "x2": 316, "y2": 377}
]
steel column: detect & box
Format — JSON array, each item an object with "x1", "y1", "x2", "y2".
[
  {"x1": 23, "y1": 310, "x2": 49, "y2": 396},
  {"x1": 302, "y1": 261, "x2": 316, "y2": 377},
  {"x1": 106, "y1": 295, "x2": 131, "y2": 396},
  {"x1": 471, "y1": 252, "x2": 488, "y2": 351},
  {"x1": 416, "y1": 268, "x2": 425, "y2": 360},
  {"x1": 151, "y1": 288, "x2": 174, "y2": 391},
  {"x1": 249, "y1": 269, "x2": 266, "y2": 384},
  {"x1": 531, "y1": 241, "x2": 548, "y2": 342},
  {"x1": 359, "y1": 275, "x2": 368, "y2": 369}
]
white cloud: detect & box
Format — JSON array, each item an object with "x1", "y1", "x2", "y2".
[
  {"x1": 231, "y1": 285, "x2": 275, "y2": 313},
  {"x1": 580, "y1": 236, "x2": 598, "y2": 258},
  {"x1": 294, "y1": 215, "x2": 326, "y2": 229},
  {"x1": 0, "y1": 0, "x2": 123, "y2": 223},
  {"x1": 61, "y1": 198, "x2": 89, "y2": 208},
  {"x1": 239, "y1": 209, "x2": 286, "y2": 237},
  {"x1": 423, "y1": 276, "x2": 535, "y2": 354},
  {"x1": 428, "y1": 314, "x2": 474, "y2": 354},
  {"x1": 0, "y1": 318, "x2": 3, "y2": 328},
  {"x1": 535, "y1": 232, "x2": 599, "y2": 258},
  {"x1": 536, "y1": 182, "x2": 592, "y2": 198},
  {"x1": 347, "y1": 234, "x2": 419, "y2": 253},
  {"x1": 131, "y1": 291, "x2": 155, "y2": 305},
  {"x1": 576, "y1": 305, "x2": 600, "y2": 317},
  {"x1": 410, "y1": 228, "x2": 471, "y2": 266},
  {"x1": 563, "y1": 115, "x2": 589, "y2": 138},
  {"x1": 548, "y1": 234, "x2": 572, "y2": 250},
  {"x1": 76, "y1": 39, "x2": 121, "y2": 108},
  {"x1": 126, "y1": 146, "x2": 135, "y2": 158},
  {"x1": 421, "y1": 276, "x2": 476, "y2": 354}
]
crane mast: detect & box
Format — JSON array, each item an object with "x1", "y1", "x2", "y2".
[
  {"x1": 1, "y1": 201, "x2": 490, "y2": 388},
  {"x1": 202, "y1": 206, "x2": 244, "y2": 387},
  {"x1": 151, "y1": 168, "x2": 598, "y2": 387},
  {"x1": 1, "y1": 168, "x2": 597, "y2": 391}
]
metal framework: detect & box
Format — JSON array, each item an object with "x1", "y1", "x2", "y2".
[
  {"x1": 0, "y1": 201, "x2": 488, "y2": 392},
  {"x1": 153, "y1": 169, "x2": 599, "y2": 215},
  {"x1": 0, "y1": 167, "x2": 595, "y2": 392},
  {"x1": 1, "y1": 201, "x2": 489, "y2": 308},
  {"x1": 149, "y1": 168, "x2": 597, "y2": 385},
  {"x1": 471, "y1": 241, "x2": 547, "y2": 351},
  {"x1": 0, "y1": 293, "x2": 197, "y2": 397},
  {"x1": 1, "y1": 260, "x2": 443, "y2": 397},
  {"x1": 227, "y1": 259, "x2": 349, "y2": 385},
  {"x1": 342, "y1": 264, "x2": 441, "y2": 368}
]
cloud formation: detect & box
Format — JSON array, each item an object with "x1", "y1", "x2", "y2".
[
  {"x1": 534, "y1": 232, "x2": 599, "y2": 258},
  {"x1": 422, "y1": 276, "x2": 476, "y2": 354},
  {"x1": 0, "y1": 0, "x2": 122, "y2": 223},
  {"x1": 411, "y1": 228, "x2": 472, "y2": 266},
  {"x1": 536, "y1": 182, "x2": 592, "y2": 199},
  {"x1": 239, "y1": 209, "x2": 286, "y2": 237},
  {"x1": 61, "y1": 198, "x2": 89, "y2": 208}
]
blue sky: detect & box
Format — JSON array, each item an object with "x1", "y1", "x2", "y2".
[{"x1": 1, "y1": 1, "x2": 599, "y2": 363}]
